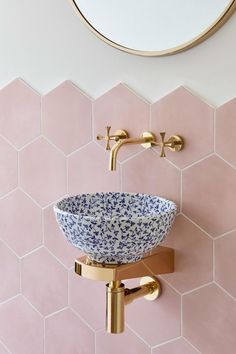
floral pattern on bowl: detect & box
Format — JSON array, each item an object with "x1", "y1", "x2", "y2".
[{"x1": 54, "y1": 192, "x2": 177, "y2": 264}]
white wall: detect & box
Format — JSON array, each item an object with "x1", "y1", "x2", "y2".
[{"x1": 1, "y1": 0, "x2": 236, "y2": 106}]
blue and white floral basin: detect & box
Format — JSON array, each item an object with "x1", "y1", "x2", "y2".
[{"x1": 54, "y1": 192, "x2": 177, "y2": 264}]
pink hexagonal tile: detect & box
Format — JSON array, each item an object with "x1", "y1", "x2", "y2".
[
  {"x1": 216, "y1": 98, "x2": 236, "y2": 167},
  {"x1": 215, "y1": 231, "x2": 236, "y2": 298},
  {"x1": 122, "y1": 149, "x2": 180, "y2": 206},
  {"x1": 42, "y1": 81, "x2": 92, "y2": 155},
  {"x1": 153, "y1": 338, "x2": 199, "y2": 354},
  {"x1": 0, "y1": 190, "x2": 42, "y2": 256},
  {"x1": 45, "y1": 308, "x2": 94, "y2": 354},
  {"x1": 151, "y1": 87, "x2": 214, "y2": 168},
  {"x1": 0, "y1": 79, "x2": 40, "y2": 148},
  {"x1": 68, "y1": 142, "x2": 120, "y2": 195},
  {"x1": 0, "y1": 137, "x2": 17, "y2": 197},
  {"x1": 69, "y1": 269, "x2": 105, "y2": 331},
  {"x1": 0, "y1": 241, "x2": 20, "y2": 302},
  {"x1": 21, "y1": 247, "x2": 68, "y2": 316},
  {"x1": 19, "y1": 137, "x2": 66, "y2": 206},
  {"x1": 96, "y1": 327, "x2": 150, "y2": 354},
  {"x1": 94, "y1": 84, "x2": 149, "y2": 161},
  {"x1": 44, "y1": 204, "x2": 82, "y2": 268},
  {"x1": 0, "y1": 295, "x2": 43, "y2": 354},
  {"x1": 126, "y1": 279, "x2": 181, "y2": 346},
  {"x1": 163, "y1": 215, "x2": 213, "y2": 293},
  {"x1": 183, "y1": 284, "x2": 236, "y2": 354},
  {"x1": 0, "y1": 342, "x2": 9, "y2": 354},
  {"x1": 183, "y1": 155, "x2": 236, "y2": 237}
]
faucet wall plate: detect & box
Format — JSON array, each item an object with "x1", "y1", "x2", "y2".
[{"x1": 140, "y1": 276, "x2": 161, "y2": 301}]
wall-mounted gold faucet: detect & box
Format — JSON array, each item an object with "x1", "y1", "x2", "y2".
[
  {"x1": 75, "y1": 246, "x2": 174, "y2": 334},
  {"x1": 97, "y1": 127, "x2": 184, "y2": 171}
]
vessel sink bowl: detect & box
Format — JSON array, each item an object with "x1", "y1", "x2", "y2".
[{"x1": 54, "y1": 192, "x2": 177, "y2": 264}]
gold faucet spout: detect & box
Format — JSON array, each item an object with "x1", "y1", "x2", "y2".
[{"x1": 109, "y1": 134, "x2": 154, "y2": 171}]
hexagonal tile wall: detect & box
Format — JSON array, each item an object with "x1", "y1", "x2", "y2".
[
  {"x1": 163, "y1": 215, "x2": 213, "y2": 293},
  {"x1": 19, "y1": 137, "x2": 66, "y2": 207},
  {"x1": 125, "y1": 279, "x2": 181, "y2": 346},
  {"x1": 216, "y1": 97, "x2": 236, "y2": 167},
  {"x1": 0, "y1": 189, "x2": 42, "y2": 256},
  {"x1": 183, "y1": 284, "x2": 236, "y2": 354},
  {"x1": 21, "y1": 247, "x2": 68, "y2": 316},
  {"x1": 122, "y1": 149, "x2": 180, "y2": 206},
  {"x1": 151, "y1": 86, "x2": 214, "y2": 168},
  {"x1": 94, "y1": 84, "x2": 150, "y2": 161},
  {"x1": 0, "y1": 79, "x2": 236, "y2": 354},
  {"x1": 152, "y1": 338, "x2": 199, "y2": 354},
  {"x1": 96, "y1": 327, "x2": 151, "y2": 354},
  {"x1": 69, "y1": 269, "x2": 106, "y2": 331},
  {"x1": 183, "y1": 155, "x2": 236, "y2": 237},
  {"x1": 44, "y1": 204, "x2": 82, "y2": 269},
  {"x1": 215, "y1": 231, "x2": 236, "y2": 298},
  {"x1": 68, "y1": 142, "x2": 120, "y2": 195},
  {"x1": 0, "y1": 137, "x2": 17, "y2": 197},
  {"x1": 42, "y1": 81, "x2": 92, "y2": 155},
  {"x1": 45, "y1": 309, "x2": 95, "y2": 354},
  {"x1": 0, "y1": 240, "x2": 20, "y2": 302},
  {"x1": 0, "y1": 296, "x2": 44, "y2": 354},
  {"x1": 0, "y1": 79, "x2": 41, "y2": 149}
]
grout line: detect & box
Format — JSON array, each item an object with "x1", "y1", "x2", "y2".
[
  {"x1": 214, "y1": 228, "x2": 236, "y2": 240},
  {"x1": 40, "y1": 94, "x2": 42, "y2": 135},
  {"x1": 183, "y1": 337, "x2": 202, "y2": 354},
  {"x1": 159, "y1": 276, "x2": 182, "y2": 296},
  {"x1": 43, "y1": 136, "x2": 67, "y2": 157},
  {"x1": 70, "y1": 307, "x2": 97, "y2": 333},
  {"x1": 151, "y1": 336, "x2": 182, "y2": 350},
  {"x1": 45, "y1": 247, "x2": 68, "y2": 270},
  {"x1": 0, "y1": 237, "x2": 19, "y2": 258},
  {"x1": 19, "y1": 245, "x2": 44, "y2": 260},
  {"x1": 18, "y1": 186, "x2": 42, "y2": 209},
  {"x1": 21, "y1": 294, "x2": 44, "y2": 318},
  {"x1": 122, "y1": 83, "x2": 151, "y2": 105},
  {"x1": 43, "y1": 317, "x2": 46, "y2": 354},
  {"x1": 126, "y1": 324, "x2": 152, "y2": 348},
  {"x1": 213, "y1": 282, "x2": 236, "y2": 301},
  {"x1": 148, "y1": 102, "x2": 152, "y2": 131},
  {"x1": 215, "y1": 152, "x2": 236, "y2": 170},
  {"x1": 181, "y1": 213, "x2": 214, "y2": 240},
  {"x1": 180, "y1": 170, "x2": 183, "y2": 213},
  {"x1": 0, "y1": 294, "x2": 20, "y2": 306},
  {"x1": 181, "y1": 152, "x2": 215, "y2": 171},
  {"x1": 0, "y1": 132, "x2": 18, "y2": 150},
  {"x1": 180, "y1": 295, "x2": 183, "y2": 336},
  {"x1": 18, "y1": 135, "x2": 42, "y2": 152},
  {"x1": 213, "y1": 240, "x2": 216, "y2": 281},
  {"x1": 213, "y1": 108, "x2": 216, "y2": 153},
  {"x1": 44, "y1": 306, "x2": 69, "y2": 320},
  {"x1": 120, "y1": 148, "x2": 145, "y2": 165},
  {"x1": 182, "y1": 281, "x2": 213, "y2": 296},
  {"x1": 66, "y1": 141, "x2": 92, "y2": 158},
  {"x1": 0, "y1": 187, "x2": 18, "y2": 201},
  {"x1": 0, "y1": 339, "x2": 11, "y2": 354}
]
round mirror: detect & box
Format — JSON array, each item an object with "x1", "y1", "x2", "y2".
[{"x1": 71, "y1": 0, "x2": 236, "y2": 56}]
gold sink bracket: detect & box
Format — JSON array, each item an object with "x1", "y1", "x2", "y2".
[
  {"x1": 97, "y1": 127, "x2": 184, "y2": 170},
  {"x1": 75, "y1": 246, "x2": 174, "y2": 334}
]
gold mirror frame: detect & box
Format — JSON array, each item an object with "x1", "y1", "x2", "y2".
[{"x1": 70, "y1": 0, "x2": 236, "y2": 56}]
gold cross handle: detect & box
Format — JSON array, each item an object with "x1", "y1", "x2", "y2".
[
  {"x1": 97, "y1": 126, "x2": 128, "y2": 150},
  {"x1": 153, "y1": 132, "x2": 184, "y2": 157}
]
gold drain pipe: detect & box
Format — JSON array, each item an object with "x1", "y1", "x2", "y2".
[
  {"x1": 106, "y1": 277, "x2": 161, "y2": 333},
  {"x1": 75, "y1": 246, "x2": 174, "y2": 334}
]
